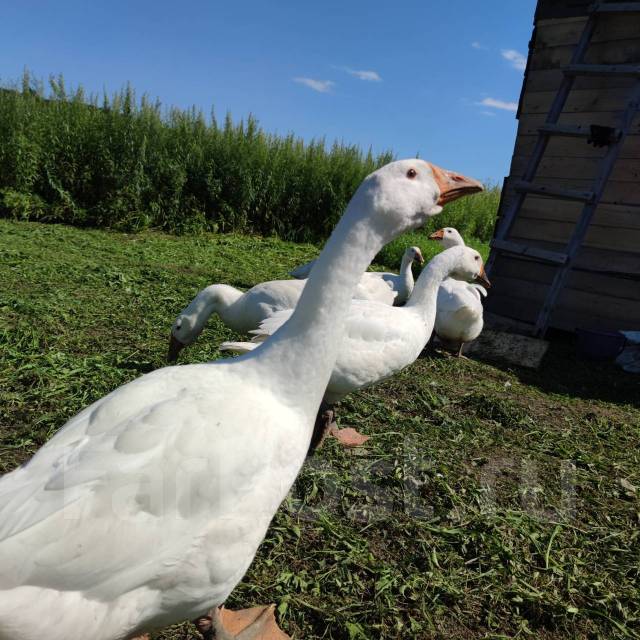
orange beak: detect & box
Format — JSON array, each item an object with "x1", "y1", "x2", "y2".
[
  {"x1": 475, "y1": 265, "x2": 491, "y2": 288},
  {"x1": 167, "y1": 333, "x2": 186, "y2": 363},
  {"x1": 428, "y1": 164, "x2": 484, "y2": 205},
  {"x1": 415, "y1": 249, "x2": 425, "y2": 264},
  {"x1": 429, "y1": 229, "x2": 445, "y2": 241}
]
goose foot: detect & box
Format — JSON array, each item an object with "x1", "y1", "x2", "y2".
[
  {"x1": 308, "y1": 403, "x2": 370, "y2": 455},
  {"x1": 195, "y1": 605, "x2": 290, "y2": 640},
  {"x1": 328, "y1": 424, "x2": 370, "y2": 447},
  {"x1": 435, "y1": 342, "x2": 466, "y2": 358}
]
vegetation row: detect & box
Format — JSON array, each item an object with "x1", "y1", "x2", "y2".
[{"x1": 0, "y1": 72, "x2": 500, "y2": 242}]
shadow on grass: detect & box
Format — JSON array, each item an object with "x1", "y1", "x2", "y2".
[
  {"x1": 117, "y1": 360, "x2": 156, "y2": 374},
  {"x1": 475, "y1": 331, "x2": 639, "y2": 409}
]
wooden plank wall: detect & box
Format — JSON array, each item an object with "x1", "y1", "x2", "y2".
[{"x1": 486, "y1": 8, "x2": 640, "y2": 332}]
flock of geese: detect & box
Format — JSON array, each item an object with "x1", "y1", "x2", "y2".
[{"x1": 0, "y1": 159, "x2": 488, "y2": 640}]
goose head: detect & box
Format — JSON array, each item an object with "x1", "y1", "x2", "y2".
[
  {"x1": 407, "y1": 246, "x2": 425, "y2": 265},
  {"x1": 168, "y1": 285, "x2": 223, "y2": 362},
  {"x1": 352, "y1": 159, "x2": 483, "y2": 241},
  {"x1": 429, "y1": 227, "x2": 465, "y2": 249},
  {"x1": 168, "y1": 315, "x2": 196, "y2": 362},
  {"x1": 446, "y1": 246, "x2": 491, "y2": 288}
]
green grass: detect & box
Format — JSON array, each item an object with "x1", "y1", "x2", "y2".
[
  {"x1": 1, "y1": 220, "x2": 639, "y2": 640},
  {"x1": 0, "y1": 72, "x2": 499, "y2": 243}
]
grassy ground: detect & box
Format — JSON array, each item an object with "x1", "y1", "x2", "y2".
[{"x1": 1, "y1": 220, "x2": 638, "y2": 639}]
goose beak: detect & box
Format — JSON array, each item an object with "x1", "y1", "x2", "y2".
[
  {"x1": 415, "y1": 249, "x2": 425, "y2": 264},
  {"x1": 475, "y1": 266, "x2": 491, "y2": 288},
  {"x1": 167, "y1": 333, "x2": 186, "y2": 363},
  {"x1": 429, "y1": 164, "x2": 484, "y2": 205},
  {"x1": 429, "y1": 229, "x2": 445, "y2": 241}
]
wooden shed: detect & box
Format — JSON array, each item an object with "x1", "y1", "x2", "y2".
[{"x1": 485, "y1": 1, "x2": 640, "y2": 336}]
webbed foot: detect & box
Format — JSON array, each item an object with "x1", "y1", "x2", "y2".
[
  {"x1": 195, "y1": 605, "x2": 290, "y2": 640},
  {"x1": 328, "y1": 425, "x2": 370, "y2": 447}
]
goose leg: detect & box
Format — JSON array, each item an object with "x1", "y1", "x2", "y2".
[
  {"x1": 307, "y1": 401, "x2": 335, "y2": 456},
  {"x1": 455, "y1": 342, "x2": 468, "y2": 359},
  {"x1": 195, "y1": 605, "x2": 289, "y2": 640}
]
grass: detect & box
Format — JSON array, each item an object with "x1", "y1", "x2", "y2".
[
  {"x1": 1, "y1": 219, "x2": 638, "y2": 639},
  {"x1": 0, "y1": 72, "x2": 500, "y2": 243}
]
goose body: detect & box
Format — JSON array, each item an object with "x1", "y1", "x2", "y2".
[
  {"x1": 0, "y1": 362, "x2": 305, "y2": 639},
  {"x1": 433, "y1": 278, "x2": 487, "y2": 348},
  {"x1": 429, "y1": 227, "x2": 487, "y2": 354},
  {"x1": 225, "y1": 301, "x2": 427, "y2": 404},
  {"x1": 0, "y1": 160, "x2": 483, "y2": 640},
  {"x1": 290, "y1": 246, "x2": 424, "y2": 306},
  {"x1": 222, "y1": 246, "x2": 489, "y2": 405}
]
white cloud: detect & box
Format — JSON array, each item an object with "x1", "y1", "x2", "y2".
[
  {"x1": 343, "y1": 67, "x2": 382, "y2": 82},
  {"x1": 478, "y1": 97, "x2": 518, "y2": 112},
  {"x1": 293, "y1": 77, "x2": 335, "y2": 93},
  {"x1": 480, "y1": 110, "x2": 497, "y2": 117},
  {"x1": 501, "y1": 49, "x2": 527, "y2": 71},
  {"x1": 471, "y1": 41, "x2": 487, "y2": 50}
]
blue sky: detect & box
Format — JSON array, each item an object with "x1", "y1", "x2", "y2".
[{"x1": 1, "y1": 0, "x2": 536, "y2": 183}]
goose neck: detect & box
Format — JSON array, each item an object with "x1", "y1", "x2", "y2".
[
  {"x1": 399, "y1": 253, "x2": 415, "y2": 291},
  {"x1": 404, "y1": 253, "x2": 452, "y2": 310},
  {"x1": 189, "y1": 285, "x2": 241, "y2": 332},
  {"x1": 254, "y1": 202, "x2": 385, "y2": 413}
]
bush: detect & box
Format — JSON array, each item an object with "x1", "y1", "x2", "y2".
[{"x1": 0, "y1": 71, "x2": 498, "y2": 242}]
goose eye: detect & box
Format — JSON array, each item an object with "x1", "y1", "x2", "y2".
[
  {"x1": 406, "y1": 168, "x2": 417, "y2": 179},
  {"x1": 474, "y1": 256, "x2": 480, "y2": 261}
]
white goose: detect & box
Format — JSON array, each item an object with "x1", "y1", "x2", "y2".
[
  {"x1": 0, "y1": 159, "x2": 483, "y2": 640},
  {"x1": 289, "y1": 245, "x2": 425, "y2": 306},
  {"x1": 167, "y1": 279, "x2": 304, "y2": 361},
  {"x1": 167, "y1": 247, "x2": 424, "y2": 362},
  {"x1": 221, "y1": 245, "x2": 490, "y2": 449},
  {"x1": 429, "y1": 227, "x2": 487, "y2": 356}
]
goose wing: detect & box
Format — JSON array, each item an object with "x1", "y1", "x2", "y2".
[{"x1": 0, "y1": 365, "x2": 295, "y2": 600}]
